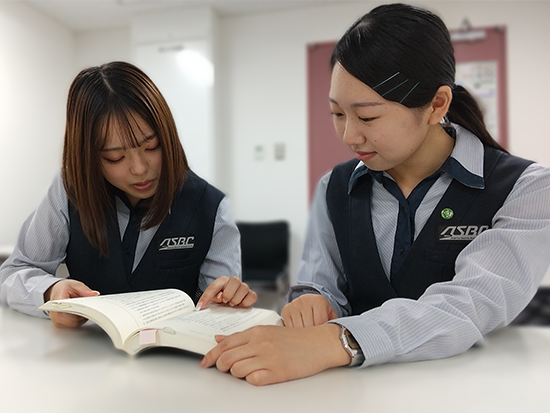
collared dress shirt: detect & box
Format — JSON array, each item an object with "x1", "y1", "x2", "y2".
[
  {"x1": 290, "y1": 124, "x2": 550, "y2": 367},
  {"x1": 0, "y1": 172, "x2": 241, "y2": 317}
]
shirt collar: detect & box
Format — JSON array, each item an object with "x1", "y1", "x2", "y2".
[
  {"x1": 348, "y1": 123, "x2": 485, "y2": 194},
  {"x1": 109, "y1": 184, "x2": 149, "y2": 216}
]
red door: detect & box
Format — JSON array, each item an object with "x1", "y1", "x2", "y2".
[{"x1": 307, "y1": 41, "x2": 353, "y2": 202}]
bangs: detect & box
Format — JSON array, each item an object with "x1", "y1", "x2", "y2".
[{"x1": 96, "y1": 108, "x2": 153, "y2": 151}]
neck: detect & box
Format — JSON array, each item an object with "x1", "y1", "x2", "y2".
[{"x1": 387, "y1": 124, "x2": 454, "y2": 198}]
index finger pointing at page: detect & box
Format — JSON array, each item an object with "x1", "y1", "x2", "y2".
[{"x1": 196, "y1": 277, "x2": 229, "y2": 310}]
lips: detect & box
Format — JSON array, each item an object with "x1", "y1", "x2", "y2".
[
  {"x1": 356, "y1": 151, "x2": 376, "y2": 162},
  {"x1": 133, "y1": 180, "x2": 154, "y2": 191}
]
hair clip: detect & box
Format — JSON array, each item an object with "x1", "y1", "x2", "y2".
[{"x1": 372, "y1": 72, "x2": 420, "y2": 104}]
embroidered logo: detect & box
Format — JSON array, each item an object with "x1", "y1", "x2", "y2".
[
  {"x1": 159, "y1": 236, "x2": 195, "y2": 251},
  {"x1": 440, "y1": 208, "x2": 454, "y2": 219},
  {"x1": 437, "y1": 225, "x2": 489, "y2": 243}
]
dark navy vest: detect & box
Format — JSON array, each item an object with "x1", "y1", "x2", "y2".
[
  {"x1": 326, "y1": 147, "x2": 533, "y2": 315},
  {"x1": 65, "y1": 171, "x2": 224, "y2": 301}
]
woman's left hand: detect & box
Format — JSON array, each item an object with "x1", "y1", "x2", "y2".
[{"x1": 197, "y1": 276, "x2": 257, "y2": 310}]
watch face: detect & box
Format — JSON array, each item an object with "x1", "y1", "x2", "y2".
[
  {"x1": 340, "y1": 325, "x2": 364, "y2": 366},
  {"x1": 344, "y1": 329, "x2": 360, "y2": 349}
]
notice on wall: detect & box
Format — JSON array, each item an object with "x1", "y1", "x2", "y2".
[{"x1": 456, "y1": 60, "x2": 499, "y2": 142}]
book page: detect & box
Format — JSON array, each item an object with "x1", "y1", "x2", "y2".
[
  {"x1": 96, "y1": 289, "x2": 194, "y2": 325},
  {"x1": 41, "y1": 289, "x2": 194, "y2": 344},
  {"x1": 152, "y1": 305, "x2": 282, "y2": 342}
]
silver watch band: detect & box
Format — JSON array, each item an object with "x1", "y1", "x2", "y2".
[{"x1": 339, "y1": 325, "x2": 365, "y2": 367}]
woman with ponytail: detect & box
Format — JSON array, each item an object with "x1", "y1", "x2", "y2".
[{"x1": 202, "y1": 3, "x2": 550, "y2": 386}]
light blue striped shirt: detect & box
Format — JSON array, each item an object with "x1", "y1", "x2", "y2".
[
  {"x1": 0, "y1": 173, "x2": 241, "y2": 317},
  {"x1": 291, "y1": 124, "x2": 550, "y2": 367}
]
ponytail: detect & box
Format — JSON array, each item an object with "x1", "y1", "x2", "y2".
[{"x1": 447, "y1": 85, "x2": 507, "y2": 152}]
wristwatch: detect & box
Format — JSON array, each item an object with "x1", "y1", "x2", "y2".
[{"x1": 339, "y1": 325, "x2": 365, "y2": 367}]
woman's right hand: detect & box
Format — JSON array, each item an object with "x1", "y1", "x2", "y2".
[
  {"x1": 44, "y1": 279, "x2": 99, "y2": 328},
  {"x1": 281, "y1": 294, "x2": 338, "y2": 327}
]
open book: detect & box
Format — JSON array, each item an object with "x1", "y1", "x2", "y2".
[{"x1": 39, "y1": 289, "x2": 283, "y2": 356}]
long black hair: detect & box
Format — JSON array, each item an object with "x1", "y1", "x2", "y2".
[{"x1": 331, "y1": 3, "x2": 505, "y2": 152}]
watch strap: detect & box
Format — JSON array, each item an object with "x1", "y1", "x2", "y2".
[{"x1": 339, "y1": 325, "x2": 365, "y2": 367}]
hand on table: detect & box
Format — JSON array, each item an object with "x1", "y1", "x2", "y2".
[
  {"x1": 197, "y1": 276, "x2": 257, "y2": 310},
  {"x1": 44, "y1": 279, "x2": 100, "y2": 328},
  {"x1": 282, "y1": 294, "x2": 338, "y2": 327},
  {"x1": 201, "y1": 323, "x2": 351, "y2": 386}
]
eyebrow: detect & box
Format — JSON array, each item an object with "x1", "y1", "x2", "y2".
[
  {"x1": 101, "y1": 133, "x2": 157, "y2": 152},
  {"x1": 329, "y1": 98, "x2": 385, "y2": 108}
]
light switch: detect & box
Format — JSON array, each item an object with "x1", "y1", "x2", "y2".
[
  {"x1": 274, "y1": 142, "x2": 285, "y2": 160},
  {"x1": 254, "y1": 144, "x2": 266, "y2": 161}
]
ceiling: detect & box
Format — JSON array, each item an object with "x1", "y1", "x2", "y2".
[{"x1": 22, "y1": 0, "x2": 347, "y2": 32}]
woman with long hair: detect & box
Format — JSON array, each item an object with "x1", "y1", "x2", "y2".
[{"x1": 1, "y1": 61, "x2": 255, "y2": 328}]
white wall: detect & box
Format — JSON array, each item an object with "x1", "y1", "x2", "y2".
[
  {"x1": 0, "y1": 2, "x2": 74, "y2": 248},
  {"x1": 132, "y1": 7, "x2": 218, "y2": 185},
  {"x1": 75, "y1": 28, "x2": 131, "y2": 71},
  {"x1": 218, "y1": 2, "x2": 370, "y2": 284}
]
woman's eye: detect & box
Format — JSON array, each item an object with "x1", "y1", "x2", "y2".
[
  {"x1": 104, "y1": 157, "x2": 124, "y2": 164},
  {"x1": 331, "y1": 111, "x2": 344, "y2": 118},
  {"x1": 146, "y1": 143, "x2": 160, "y2": 151},
  {"x1": 359, "y1": 116, "x2": 375, "y2": 122}
]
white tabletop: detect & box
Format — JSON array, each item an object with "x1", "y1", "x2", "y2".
[{"x1": 1, "y1": 304, "x2": 549, "y2": 413}]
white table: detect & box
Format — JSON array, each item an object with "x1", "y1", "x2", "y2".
[{"x1": 1, "y1": 305, "x2": 549, "y2": 413}]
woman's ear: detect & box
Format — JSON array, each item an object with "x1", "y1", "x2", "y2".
[{"x1": 427, "y1": 85, "x2": 452, "y2": 125}]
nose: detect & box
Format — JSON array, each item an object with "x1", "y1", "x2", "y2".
[
  {"x1": 129, "y1": 150, "x2": 148, "y2": 176},
  {"x1": 342, "y1": 118, "x2": 366, "y2": 147}
]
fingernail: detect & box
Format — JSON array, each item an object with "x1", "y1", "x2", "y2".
[
  {"x1": 195, "y1": 302, "x2": 203, "y2": 311},
  {"x1": 216, "y1": 291, "x2": 223, "y2": 300}
]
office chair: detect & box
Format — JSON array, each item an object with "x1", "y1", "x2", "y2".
[
  {"x1": 0, "y1": 247, "x2": 13, "y2": 268},
  {"x1": 512, "y1": 286, "x2": 550, "y2": 326},
  {"x1": 236, "y1": 220, "x2": 290, "y2": 312}
]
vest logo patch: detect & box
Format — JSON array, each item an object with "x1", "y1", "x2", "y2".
[
  {"x1": 437, "y1": 225, "x2": 489, "y2": 242},
  {"x1": 159, "y1": 236, "x2": 195, "y2": 251}
]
